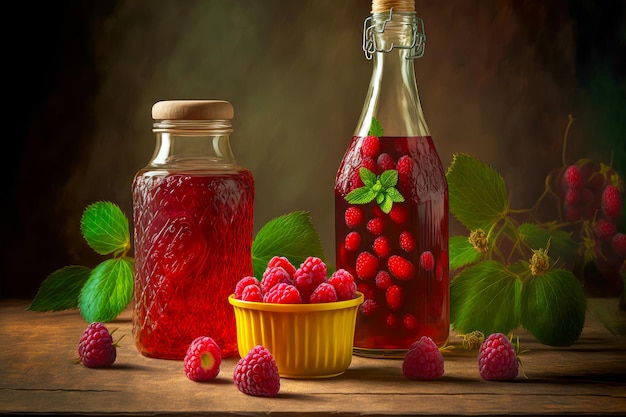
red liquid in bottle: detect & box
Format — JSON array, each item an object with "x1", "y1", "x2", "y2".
[
  {"x1": 335, "y1": 136, "x2": 449, "y2": 355},
  {"x1": 132, "y1": 171, "x2": 254, "y2": 360}
]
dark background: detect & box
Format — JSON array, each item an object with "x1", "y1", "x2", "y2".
[{"x1": 3, "y1": 0, "x2": 625, "y2": 299}]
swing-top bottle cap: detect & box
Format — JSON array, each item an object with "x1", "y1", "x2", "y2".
[
  {"x1": 152, "y1": 100, "x2": 234, "y2": 121},
  {"x1": 371, "y1": 0, "x2": 415, "y2": 14}
]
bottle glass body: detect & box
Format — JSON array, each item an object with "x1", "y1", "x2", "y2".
[
  {"x1": 132, "y1": 113, "x2": 254, "y2": 360},
  {"x1": 334, "y1": 11, "x2": 449, "y2": 357}
]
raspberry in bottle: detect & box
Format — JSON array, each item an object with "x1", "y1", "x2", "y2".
[
  {"x1": 334, "y1": 0, "x2": 449, "y2": 357},
  {"x1": 132, "y1": 100, "x2": 254, "y2": 360}
]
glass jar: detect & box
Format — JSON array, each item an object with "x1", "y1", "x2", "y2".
[
  {"x1": 132, "y1": 100, "x2": 254, "y2": 360},
  {"x1": 334, "y1": 0, "x2": 449, "y2": 358}
]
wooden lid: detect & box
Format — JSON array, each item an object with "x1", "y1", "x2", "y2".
[
  {"x1": 371, "y1": 0, "x2": 415, "y2": 13},
  {"x1": 151, "y1": 100, "x2": 234, "y2": 120}
]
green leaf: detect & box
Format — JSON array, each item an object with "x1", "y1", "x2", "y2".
[
  {"x1": 446, "y1": 153, "x2": 509, "y2": 231},
  {"x1": 385, "y1": 187, "x2": 405, "y2": 203},
  {"x1": 380, "y1": 194, "x2": 393, "y2": 213},
  {"x1": 80, "y1": 201, "x2": 131, "y2": 256},
  {"x1": 360, "y1": 168, "x2": 377, "y2": 187},
  {"x1": 449, "y1": 235, "x2": 482, "y2": 270},
  {"x1": 369, "y1": 117, "x2": 384, "y2": 137},
  {"x1": 517, "y1": 223, "x2": 579, "y2": 265},
  {"x1": 379, "y1": 170, "x2": 398, "y2": 188},
  {"x1": 251, "y1": 211, "x2": 325, "y2": 279},
  {"x1": 79, "y1": 257, "x2": 134, "y2": 323},
  {"x1": 27, "y1": 265, "x2": 91, "y2": 311},
  {"x1": 521, "y1": 269, "x2": 586, "y2": 346},
  {"x1": 450, "y1": 260, "x2": 522, "y2": 335},
  {"x1": 346, "y1": 187, "x2": 377, "y2": 205}
]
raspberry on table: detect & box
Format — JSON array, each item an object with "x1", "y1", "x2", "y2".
[
  {"x1": 267, "y1": 256, "x2": 297, "y2": 278},
  {"x1": 241, "y1": 284, "x2": 263, "y2": 302},
  {"x1": 233, "y1": 345, "x2": 280, "y2": 397},
  {"x1": 478, "y1": 333, "x2": 519, "y2": 381},
  {"x1": 389, "y1": 255, "x2": 416, "y2": 280},
  {"x1": 235, "y1": 276, "x2": 260, "y2": 299},
  {"x1": 261, "y1": 266, "x2": 293, "y2": 294},
  {"x1": 328, "y1": 269, "x2": 357, "y2": 301},
  {"x1": 345, "y1": 206, "x2": 365, "y2": 228},
  {"x1": 294, "y1": 256, "x2": 327, "y2": 301},
  {"x1": 420, "y1": 251, "x2": 435, "y2": 271},
  {"x1": 402, "y1": 336, "x2": 444, "y2": 380},
  {"x1": 601, "y1": 184, "x2": 623, "y2": 219},
  {"x1": 78, "y1": 322, "x2": 117, "y2": 368},
  {"x1": 309, "y1": 282, "x2": 338, "y2": 303},
  {"x1": 356, "y1": 251, "x2": 379, "y2": 280},
  {"x1": 263, "y1": 283, "x2": 302, "y2": 304},
  {"x1": 183, "y1": 336, "x2": 222, "y2": 381},
  {"x1": 385, "y1": 285, "x2": 403, "y2": 311},
  {"x1": 361, "y1": 135, "x2": 380, "y2": 158},
  {"x1": 373, "y1": 235, "x2": 391, "y2": 258}
]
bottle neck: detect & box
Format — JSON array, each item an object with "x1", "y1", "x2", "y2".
[
  {"x1": 148, "y1": 119, "x2": 237, "y2": 170},
  {"x1": 356, "y1": 11, "x2": 429, "y2": 137}
]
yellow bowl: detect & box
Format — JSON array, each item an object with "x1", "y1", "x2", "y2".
[{"x1": 228, "y1": 292, "x2": 364, "y2": 379}]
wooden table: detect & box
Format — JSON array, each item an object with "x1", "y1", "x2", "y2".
[{"x1": 1, "y1": 298, "x2": 625, "y2": 416}]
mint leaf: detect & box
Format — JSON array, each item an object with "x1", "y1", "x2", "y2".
[
  {"x1": 521, "y1": 269, "x2": 586, "y2": 346},
  {"x1": 517, "y1": 223, "x2": 578, "y2": 265},
  {"x1": 27, "y1": 265, "x2": 91, "y2": 311},
  {"x1": 251, "y1": 211, "x2": 325, "y2": 279},
  {"x1": 369, "y1": 117, "x2": 384, "y2": 137},
  {"x1": 346, "y1": 187, "x2": 377, "y2": 204},
  {"x1": 385, "y1": 187, "x2": 404, "y2": 203},
  {"x1": 379, "y1": 170, "x2": 398, "y2": 188},
  {"x1": 80, "y1": 201, "x2": 131, "y2": 256},
  {"x1": 446, "y1": 153, "x2": 509, "y2": 231},
  {"x1": 449, "y1": 236, "x2": 482, "y2": 270},
  {"x1": 450, "y1": 260, "x2": 522, "y2": 335},
  {"x1": 79, "y1": 257, "x2": 134, "y2": 323},
  {"x1": 360, "y1": 168, "x2": 378, "y2": 188}
]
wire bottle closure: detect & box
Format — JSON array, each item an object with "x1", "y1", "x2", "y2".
[{"x1": 362, "y1": 8, "x2": 426, "y2": 60}]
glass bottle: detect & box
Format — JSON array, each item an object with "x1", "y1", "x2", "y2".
[
  {"x1": 132, "y1": 100, "x2": 254, "y2": 360},
  {"x1": 334, "y1": 0, "x2": 449, "y2": 358}
]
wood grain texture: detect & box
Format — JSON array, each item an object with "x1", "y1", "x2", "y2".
[{"x1": 1, "y1": 299, "x2": 625, "y2": 416}]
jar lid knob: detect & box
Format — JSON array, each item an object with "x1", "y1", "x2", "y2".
[
  {"x1": 371, "y1": 0, "x2": 415, "y2": 14},
  {"x1": 151, "y1": 100, "x2": 234, "y2": 120}
]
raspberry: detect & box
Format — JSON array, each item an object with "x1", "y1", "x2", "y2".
[
  {"x1": 361, "y1": 135, "x2": 380, "y2": 158},
  {"x1": 261, "y1": 266, "x2": 292, "y2": 294},
  {"x1": 399, "y1": 231, "x2": 416, "y2": 252},
  {"x1": 360, "y1": 298, "x2": 378, "y2": 316},
  {"x1": 388, "y1": 255, "x2": 415, "y2": 280},
  {"x1": 235, "y1": 276, "x2": 260, "y2": 299},
  {"x1": 385, "y1": 284, "x2": 403, "y2": 310},
  {"x1": 345, "y1": 207, "x2": 364, "y2": 228},
  {"x1": 375, "y1": 270, "x2": 393, "y2": 289},
  {"x1": 309, "y1": 282, "x2": 338, "y2": 303},
  {"x1": 233, "y1": 345, "x2": 280, "y2": 397},
  {"x1": 397, "y1": 155, "x2": 414, "y2": 190},
  {"x1": 367, "y1": 217, "x2": 385, "y2": 236},
  {"x1": 263, "y1": 283, "x2": 302, "y2": 304},
  {"x1": 344, "y1": 231, "x2": 361, "y2": 252},
  {"x1": 602, "y1": 184, "x2": 623, "y2": 218},
  {"x1": 420, "y1": 251, "x2": 435, "y2": 271},
  {"x1": 241, "y1": 284, "x2": 263, "y2": 302},
  {"x1": 403, "y1": 313, "x2": 417, "y2": 330},
  {"x1": 373, "y1": 235, "x2": 391, "y2": 258},
  {"x1": 611, "y1": 233, "x2": 626, "y2": 258},
  {"x1": 377, "y1": 152, "x2": 396, "y2": 171},
  {"x1": 328, "y1": 269, "x2": 357, "y2": 301},
  {"x1": 593, "y1": 218, "x2": 617, "y2": 241},
  {"x1": 389, "y1": 204, "x2": 409, "y2": 224},
  {"x1": 478, "y1": 333, "x2": 519, "y2": 381},
  {"x1": 293, "y1": 256, "x2": 327, "y2": 301},
  {"x1": 183, "y1": 336, "x2": 222, "y2": 381},
  {"x1": 372, "y1": 205, "x2": 385, "y2": 218},
  {"x1": 564, "y1": 187, "x2": 581, "y2": 206},
  {"x1": 402, "y1": 336, "x2": 444, "y2": 380},
  {"x1": 360, "y1": 157, "x2": 378, "y2": 175},
  {"x1": 267, "y1": 256, "x2": 297, "y2": 278},
  {"x1": 356, "y1": 251, "x2": 379, "y2": 280},
  {"x1": 386, "y1": 313, "x2": 398, "y2": 327},
  {"x1": 357, "y1": 283, "x2": 376, "y2": 300},
  {"x1": 78, "y1": 322, "x2": 116, "y2": 368},
  {"x1": 564, "y1": 164, "x2": 583, "y2": 189}
]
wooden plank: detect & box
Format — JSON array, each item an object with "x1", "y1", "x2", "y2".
[{"x1": 1, "y1": 299, "x2": 625, "y2": 416}]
